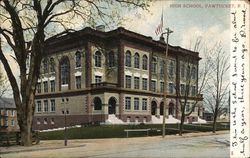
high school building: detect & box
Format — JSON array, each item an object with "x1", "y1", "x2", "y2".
[{"x1": 34, "y1": 27, "x2": 203, "y2": 130}]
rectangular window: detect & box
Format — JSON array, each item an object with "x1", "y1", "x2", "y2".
[
  {"x1": 125, "y1": 97, "x2": 131, "y2": 110},
  {"x1": 186, "y1": 85, "x2": 190, "y2": 96},
  {"x1": 51, "y1": 100, "x2": 55, "y2": 112},
  {"x1": 160, "y1": 82, "x2": 164, "y2": 93},
  {"x1": 151, "y1": 80, "x2": 156, "y2": 92},
  {"x1": 142, "y1": 78, "x2": 148, "y2": 90},
  {"x1": 4, "y1": 118, "x2": 8, "y2": 126},
  {"x1": 37, "y1": 101, "x2": 41, "y2": 112},
  {"x1": 186, "y1": 102, "x2": 190, "y2": 112},
  {"x1": 4, "y1": 110, "x2": 8, "y2": 116},
  {"x1": 181, "y1": 63, "x2": 185, "y2": 79},
  {"x1": 43, "y1": 81, "x2": 48, "y2": 92},
  {"x1": 125, "y1": 75, "x2": 131, "y2": 88},
  {"x1": 191, "y1": 86, "x2": 196, "y2": 96},
  {"x1": 168, "y1": 83, "x2": 174, "y2": 94},
  {"x1": 11, "y1": 110, "x2": 15, "y2": 116},
  {"x1": 134, "y1": 98, "x2": 139, "y2": 110},
  {"x1": 44, "y1": 100, "x2": 48, "y2": 112},
  {"x1": 169, "y1": 60, "x2": 175, "y2": 77},
  {"x1": 181, "y1": 84, "x2": 185, "y2": 95},
  {"x1": 95, "y1": 76, "x2": 102, "y2": 84},
  {"x1": 36, "y1": 83, "x2": 41, "y2": 93},
  {"x1": 11, "y1": 120, "x2": 14, "y2": 126},
  {"x1": 142, "y1": 98, "x2": 147, "y2": 110},
  {"x1": 50, "y1": 80, "x2": 55, "y2": 92},
  {"x1": 75, "y1": 76, "x2": 81, "y2": 89},
  {"x1": 134, "y1": 77, "x2": 140, "y2": 89},
  {"x1": 43, "y1": 60, "x2": 48, "y2": 73}
]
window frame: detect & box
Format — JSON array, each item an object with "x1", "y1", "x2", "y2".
[
  {"x1": 134, "y1": 98, "x2": 139, "y2": 110},
  {"x1": 125, "y1": 51, "x2": 132, "y2": 67},
  {"x1": 75, "y1": 51, "x2": 81, "y2": 68},
  {"x1": 142, "y1": 98, "x2": 147, "y2": 110},
  {"x1": 142, "y1": 78, "x2": 148, "y2": 90},
  {"x1": 125, "y1": 75, "x2": 131, "y2": 88},
  {"x1": 151, "y1": 80, "x2": 156, "y2": 92},
  {"x1": 50, "y1": 100, "x2": 56, "y2": 112},
  {"x1": 95, "y1": 51, "x2": 102, "y2": 67},
  {"x1": 134, "y1": 77, "x2": 140, "y2": 89},
  {"x1": 50, "y1": 80, "x2": 55, "y2": 92},
  {"x1": 75, "y1": 76, "x2": 81, "y2": 89},
  {"x1": 142, "y1": 55, "x2": 148, "y2": 70},
  {"x1": 134, "y1": 53, "x2": 140, "y2": 69},
  {"x1": 125, "y1": 97, "x2": 131, "y2": 110},
  {"x1": 43, "y1": 100, "x2": 48, "y2": 112}
]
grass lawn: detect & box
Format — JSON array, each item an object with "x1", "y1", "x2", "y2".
[{"x1": 39, "y1": 122, "x2": 229, "y2": 140}]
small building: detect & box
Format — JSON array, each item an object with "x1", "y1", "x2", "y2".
[{"x1": 0, "y1": 98, "x2": 19, "y2": 132}]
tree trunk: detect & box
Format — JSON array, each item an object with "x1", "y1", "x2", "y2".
[
  {"x1": 20, "y1": 121, "x2": 32, "y2": 146},
  {"x1": 212, "y1": 112, "x2": 217, "y2": 133},
  {"x1": 179, "y1": 110, "x2": 185, "y2": 136},
  {"x1": 18, "y1": 93, "x2": 35, "y2": 146}
]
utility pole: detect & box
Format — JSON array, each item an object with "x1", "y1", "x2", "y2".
[{"x1": 162, "y1": 27, "x2": 173, "y2": 138}]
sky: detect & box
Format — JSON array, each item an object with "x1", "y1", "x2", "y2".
[{"x1": 121, "y1": 0, "x2": 231, "y2": 55}]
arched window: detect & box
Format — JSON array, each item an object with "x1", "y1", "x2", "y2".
[
  {"x1": 125, "y1": 51, "x2": 131, "y2": 67},
  {"x1": 75, "y1": 51, "x2": 81, "y2": 68},
  {"x1": 186, "y1": 66, "x2": 190, "y2": 79},
  {"x1": 191, "y1": 67, "x2": 196, "y2": 79},
  {"x1": 169, "y1": 61, "x2": 174, "y2": 76},
  {"x1": 142, "y1": 55, "x2": 148, "y2": 70},
  {"x1": 49, "y1": 58, "x2": 55, "y2": 73},
  {"x1": 160, "y1": 60, "x2": 165, "y2": 74},
  {"x1": 94, "y1": 97, "x2": 102, "y2": 110},
  {"x1": 108, "y1": 51, "x2": 115, "y2": 67},
  {"x1": 95, "y1": 51, "x2": 101, "y2": 67},
  {"x1": 43, "y1": 59, "x2": 48, "y2": 73},
  {"x1": 134, "y1": 53, "x2": 140, "y2": 69},
  {"x1": 151, "y1": 57, "x2": 157, "y2": 73},
  {"x1": 60, "y1": 57, "x2": 70, "y2": 85}
]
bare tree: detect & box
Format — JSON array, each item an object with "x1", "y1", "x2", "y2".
[
  {"x1": 0, "y1": 0, "x2": 150, "y2": 146},
  {"x1": 0, "y1": 67, "x2": 9, "y2": 98},
  {"x1": 204, "y1": 43, "x2": 229, "y2": 133},
  {"x1": 167, "y1": 38, "x2": 211, "y2": 136}
]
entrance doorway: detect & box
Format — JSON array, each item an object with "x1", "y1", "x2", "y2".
[
  {"x1": 168, "y1": 103, "x2": 174, "y2": 115},
  {"x1": 151, "y1": 101, "x2": 157, "y2": 115},
  {"x1": 108, "y1": 97, "x2": 116, "y2": 114},
  {"x1": 160, "y1": 102, "x2": 164, "y2": 115}
]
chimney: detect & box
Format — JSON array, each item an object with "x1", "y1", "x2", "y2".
[
  {"x1": 159, "y1": 36, "x2": 165, "y2": 43},
  {"x1": 96, "y1": 25, "x2": 105, "y2": 32}
]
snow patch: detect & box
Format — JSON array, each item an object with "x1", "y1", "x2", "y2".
[
  {"x1": 103, "y1": 114, "x2": 125, "y2": 125},
  {"x1": 150, "y1": 115, "x2": 180, "y2": 124},
  {"x1": 40, "y1": 125, "x2": 82, "y2": 132}
]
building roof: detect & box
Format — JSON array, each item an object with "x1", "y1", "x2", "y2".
[
  {"x1": 0, "y1": 98, "x2": 16, "y2": 109},
  {"x1": 45, "y1": 27, "x2": 200, "y2": 59}
]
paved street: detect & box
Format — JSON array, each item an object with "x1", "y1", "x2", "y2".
[{"x1": 1, "y1": 131, "x2": 229, "y2": 158}]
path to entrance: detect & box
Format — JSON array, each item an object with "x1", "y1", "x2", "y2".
[{"x1": 1, "y1": 131, "x2": 229, "y2": 158}]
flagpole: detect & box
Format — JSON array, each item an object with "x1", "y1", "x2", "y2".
[{"x1": 162, "y1": 28, "x2": 173, "y2": 138}]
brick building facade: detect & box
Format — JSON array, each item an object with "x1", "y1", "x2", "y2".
[
  {"x1": 0, "y1": 98, "x2": 19, "y2": 132},
  {"x1": 34, "y1": 27, "x2": 203, "y2": 130}
]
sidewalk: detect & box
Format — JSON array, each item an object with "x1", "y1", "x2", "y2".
[{"x1": 0, "y1": 130, "x2": 229, "y2": 155}]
